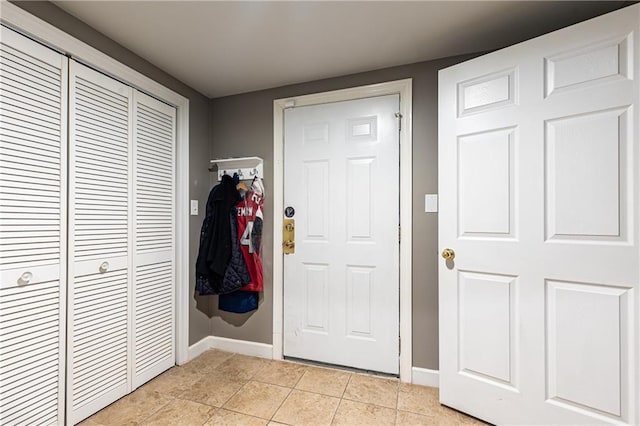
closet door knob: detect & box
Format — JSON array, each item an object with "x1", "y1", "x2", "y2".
[
  {"x1": 99, "y1": 262, "x2": 110, "y2": 273},
  {"x1": 18, "y1": 271, "x2": 33, "y2": 285}
]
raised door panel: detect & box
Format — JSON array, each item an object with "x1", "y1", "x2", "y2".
[
  {"x1": 546, "y1": 280, "x2": 631, "y2": 418},
  {"x1": 68, "y1": 60, "x2": 132, "y2": 424},
  {"x1": 0, "y1": 26, "x2": 67, "y2": 426},
  {"x1": 132, "y1": 91, "x2": 176, "y2": 388}
]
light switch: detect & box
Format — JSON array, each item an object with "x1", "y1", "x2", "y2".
[
  {"x1": 425, "y1": 194, "x2": 438, "y2": 213},
  {"x1": 190, "y1": 200, "x2": 199, "y2": 216}
]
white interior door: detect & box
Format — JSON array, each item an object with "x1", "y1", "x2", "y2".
[
  {"x1": 68, "y1": 60, "x2": 133, "y2": 424},
  {"x1": 0, "y1": 25, "x2": 67, "y2": 425},
  {"x1": 439, "y1": 5, "x2": 639, "y2": 425},
  {"x1": 283, "y1": 94, "x2": 400, "y2": 374},
  {"x1": 132, "y1": 91, "x2": 176, "y2": 389}
]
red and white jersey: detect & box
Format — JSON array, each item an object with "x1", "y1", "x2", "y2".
[{"x1": 236, "y1": 177, "x2": 264, "y2": 292}]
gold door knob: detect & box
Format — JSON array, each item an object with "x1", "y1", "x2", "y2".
[
  {"x1": 283, "y1": 240, "x2": 295, "y2": 250},
  {"x1": 441, "y1": 248, "x2": 455, "y2": 260}
]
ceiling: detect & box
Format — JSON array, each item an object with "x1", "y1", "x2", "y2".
[{"x1": 53, "y1": 1, "x2": 630, "y2": 98}]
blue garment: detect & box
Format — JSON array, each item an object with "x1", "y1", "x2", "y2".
[{"x1": 218, "y1": 290, "x2": 258, "y2": 313}]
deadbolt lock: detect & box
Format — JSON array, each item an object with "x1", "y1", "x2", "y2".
[{"x1": 283, "y1": 218, "x2": 295, "y2": 254}]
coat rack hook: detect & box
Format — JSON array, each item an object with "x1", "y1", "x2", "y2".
[{"x1": 209, "y1": 157, "x2": 263, "y2": 182}]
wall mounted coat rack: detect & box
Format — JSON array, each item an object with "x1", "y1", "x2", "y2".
[{"x1": 209, "y1": 156, "x2": 263, "y2": 181}]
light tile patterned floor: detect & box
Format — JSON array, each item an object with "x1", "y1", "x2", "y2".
[{"x1": 81, "y1": 350, "x2": 488, "y2": 426}]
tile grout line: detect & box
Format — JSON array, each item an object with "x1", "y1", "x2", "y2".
[
  {"x1": 339, "y1": 373, "x2": 353, "y2": 400},
  {"x1": 265, "y1": 360, "x2": 303, "y2": 424},
  {"x1": 198, "y1": 404, "x2": 219, "y2": 426},
  {"x1": 134, "y1": 389, "x2": 175, "y2": 425},
  {"x1": 268, "y1": 385, "x2": 294, "y2": 423},
  {"x1": 291, "y1": 363, "x2": 308, "y2": 389},
  {"x1": 221, "y1": 357, "x2": 290, "y2": 424},
  {"x1": 220, "y1": 352, "x2": 261, "y2": 408},
  {"x1": 327, "y1": 372, "x2": 353, "y2": 425}
]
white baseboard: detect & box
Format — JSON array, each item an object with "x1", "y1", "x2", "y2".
[
  {"x1": 210, "y1": 336, "x2": 273, "y2": 359},
  {"x1": 187, "y1": 336, "x2": 216, "y2": 362},
  {"x1": 187, "y1": 336, "x2": 273, "y2": 362},
  {"x1": 412, "y1": 367, "x2": 439, "y2": 388}
]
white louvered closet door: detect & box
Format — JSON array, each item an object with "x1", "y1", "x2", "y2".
[
  {"x1": 0, "y1": 26, "x2": 67, "y2": 426},
  {"x1": 132, "y1": 91, "x2": 176, "y2": 388},
  {"x1": 67, "y1": 60, "x2": 133, "y2": 424}
]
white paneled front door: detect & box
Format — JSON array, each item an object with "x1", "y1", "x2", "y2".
[
  {"x1": 439, "y1": 5, "x2": 639, "y2": 425},
  {"x1": 283, "y1": 94, "x2": 400, "y2": 374}
]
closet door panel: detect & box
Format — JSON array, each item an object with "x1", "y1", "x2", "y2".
[
  {"x1": 132, "y1": 91, "x2": 176, "y2": 388},
  {"x1": 68, "y1": 60, "x2": 132, "y2": 424},
  {"x1": 0, "y1": 26, "x2": 67, "y2": 426}
]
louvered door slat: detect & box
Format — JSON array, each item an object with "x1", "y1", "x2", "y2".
[
  {"x1": 132, "y1": 91, "x2": 175, "y2": 389},
  {"x1": 0, "y1": 74, "x2": 61, "y2": 105},
  {"x1": 1, "y1": 105, "x2": 61, "y2": 129},
  {"x1": 68, "y1": 60, "x2": 132, "y2": 424},
  {"x1": 0, "y1": 46, "x2": 60, "y2": 79},
  {"x1": 0, "y1": 62, "x2": 59, "y2": 91},
  {"x1": 0, "y1": 26, "x2": 66, "y2": 426}
]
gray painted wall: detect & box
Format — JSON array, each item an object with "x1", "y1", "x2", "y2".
[
  {"x1": 208, "y1": 55, "x2": 480, "y2": 370},
  {"x1": 11, "y1": 1, "x2": 213, "y2": 346}
]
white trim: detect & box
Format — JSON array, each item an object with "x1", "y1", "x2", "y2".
[
  {"x1": 188, "y1": 336, "x2": 216, "y2": 361},
  {"x1": 272, "y1": 79, "x2": 413, "y2": 382},
  {"x1": 211, "y1": 337, "x2": 274, "y2": 359},
  {"x1": 175, "y1": 97, "x2": 190, "y2": 365},
  {"x1": 412, "y1": 367, "x2": 440, "y2": 388},
  {"x1": 272, "y1": 104, "x2": 285, "y2": 361},
  {"x1": 188, "y1": 336, "x2": 274, "y2": 361},
  {"x1": 1, "y1": 2, "x2": 191, "y2": 366}
]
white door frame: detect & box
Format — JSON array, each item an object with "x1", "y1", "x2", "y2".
[
  {"x1": 1, "y1": 2, "x2": 191, "y2": 365},
  {"x1": 273, "y1": 79, "x2": 413, "y2": 381}
]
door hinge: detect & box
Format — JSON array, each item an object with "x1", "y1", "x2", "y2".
[
  {"x1": 395, "y1": 112, "x2": 402, "y2": 131},
  {"x1": 399, "y1": 336, "x2": 401, "y2": 354},
  {"x1": 398, "y1": 225, "x2": 401, "y2": 243}
]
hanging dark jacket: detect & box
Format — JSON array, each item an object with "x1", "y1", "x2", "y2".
[
  {"x1": 195, "y1": 184, "x2": 219, "y2": 295},
  {"x1": 195, "y1": 174, "x2": 240, "y2": 295},
  {"x1": 220, "y1": 208, "x2": 251, "y2": 294}
]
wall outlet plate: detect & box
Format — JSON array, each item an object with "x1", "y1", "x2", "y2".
[{"x1": 190, "y1": 200, "x2": 198, "y2": 215}]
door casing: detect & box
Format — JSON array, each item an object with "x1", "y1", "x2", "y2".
[{"x1": 272, "y1": 79, "x2": 413, "y2": 381}]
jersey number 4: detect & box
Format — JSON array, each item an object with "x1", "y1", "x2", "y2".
[{"x1": 240, "y1": 221, "x2": 254, "y2": 253}]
